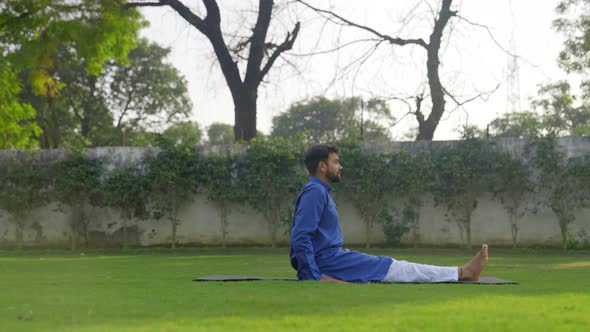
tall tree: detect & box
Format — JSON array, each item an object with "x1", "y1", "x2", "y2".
[
  {"x1": 161, "y1": 121, "x2": 203, "y2": 147},
  {"x1": 104, "y1": 39, "x2": 192, "y2": 137},
  {"x1": 522, "y1": 0, "x2": 590, "y2": 139},
  {"x1": 0, "y1": 63, "x2": 41, "y2": 149},
  {"x1": 0, "y1": 0, "x2": 144, "y2": 147},
  {"x1": 271, "y1": 96, "x2": 392, "y2": 142},
  {"x1": 488, "y1": 83, "x2": 590, "y2": 138},
  {"x1": 125, "y1": 0, "x2": 300, "y2": 141},
  {"x1": 207, "y1": 123, "x2": 234, "y2": 145},
  {"x1": 533, "y1": 81, "x2": 590, "y2": 136},
  {"x1": 296, "y1": 0, "x2": 458, "y2": 141},
  {"x1": 16, "y1": 38, "x2": 192, "y2": 148},
  {"x1": 554, "y1": 0, "x2": 590, "y2": 79},
  {"x1": 488, "y1": 111, "x2": 543, "y2": 138}
]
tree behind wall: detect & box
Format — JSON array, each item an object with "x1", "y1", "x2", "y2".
[
  {"x1": 125, "y1": 0, "x2": 300, "y2": 141},
  {"x1": 207, "y1": 123, "x2": 235, "y2": 145},
  {"x1": 52, "y1": 152, "x2": 103, "y2": 250},
  {"x1": 396, "y1": 150, "x2": 435, "y2": 247},
  {"x1": 271, "y1": 97, "x2": 393, "y2": 143},
  {"x1": 144, "y1": 139, "x2": 205, "y2": 249},
  {"x1": 488, "y1": 151, "x2": 534, "y2": 248},
  {"x1": 0, "y1": 152, "x2": 51, "y2": 248},
  {"x1": 242, "y1": 135, "x2": 306, "y2": 247},
  {"x1": 525, "y1": 136, "x2": 590, "y2": 250},
  {"x1": 101, "y1": 163, "x2": 151, "y2": 249},
  {"x1": 205, "y1": 152, "x2": 246, "y2": 248},
  {"x1": 338, "y1": 141, "x2": 404, "y2": 248},
  {"x1": 431, "y1": 137, "x2": 497, "y2": 249}
]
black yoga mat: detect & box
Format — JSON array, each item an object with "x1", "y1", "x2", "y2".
[{"x1": 193, "y1": 275, "x2": 518, "y2": 284}]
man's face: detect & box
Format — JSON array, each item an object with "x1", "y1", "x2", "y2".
[{"x1": 320, "y1": 152, "x2": 343, "y2": 183}]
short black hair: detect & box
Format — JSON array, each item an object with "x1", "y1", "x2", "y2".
[{"x1": 304, "y1": 144, "x2": 339, "y2": 175}]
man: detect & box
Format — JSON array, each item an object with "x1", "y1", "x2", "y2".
[{"x1": 290, "y1": 144, "x2": 488, "y2": 283}]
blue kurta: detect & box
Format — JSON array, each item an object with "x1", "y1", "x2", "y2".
[{"x1": 289, "y1": 177, "x2": 393, "y2": 283}]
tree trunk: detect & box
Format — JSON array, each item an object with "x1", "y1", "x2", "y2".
[
  {"x1": 413, "y1": 208, "x2": 421, "y2": 249},
  {"x1": 78, "y1": 209, "x2": 89, "y2": 249},
  {"x1": 234, "y1": 91, "x2": 258, "y2": 141},
  {"x1": 415, "y1": 0, "x2": 455, "y2": 141},
  {"x1": 81, "y1": 80, "x2": 93, "y2": 139},
  {"x1": 70, "y1": 224, "x2": 77, "y2": 251},
  {"x1": 415, "y1": 45, "x2": 445, "y2": 141},
  {"x1": 81, "y1": 221, "x2": 89, "y2": 249},
  {"x1": 171, "y1": 221, "x2": 177, "y2": 250},
  {"x1": 15, "y1": 220, "x2": 24, "y2": 250},
  {"x1": 559, "y1": 219, "x2": 568, "y2": 251},
  {"x1": 465, "y1": 217, "x2": 472, "y2": 249},
  {"x1": 125, "y1": 0, "x2": 299, "y2": 143},
  {"x1": 70, "y1": 208, "x2": 80, "y2": 251},
  {"x1": 365, "y1": 218, "x2": 372, "y2": 249},
  {"x1": 461, "y1": 206, "x2": 473, "y2": 249},
  {"x1": 509, "y1": 212, "x2": 518, "y2": 249},
  {"x1": 122, "y1": 219, "x2": 128, "y2": 250},
  {"x1": 269, "y1": 214, "x2": 276, "y2": 249},
  {"x1": 219, "y1": 205, "x2": 228, "y2": 249}
]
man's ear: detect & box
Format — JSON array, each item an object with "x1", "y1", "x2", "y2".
[{"x1": 318, "y1": 161, "x2": 326, "y2": 173}]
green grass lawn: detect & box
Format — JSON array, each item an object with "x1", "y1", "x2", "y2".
[{"x1": 1, "y1": 247, "x2": 589, "y2": 331}]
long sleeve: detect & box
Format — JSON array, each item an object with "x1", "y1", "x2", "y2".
[{"x1": 291, "y1": 186, "x2": 325, "y2": 280}]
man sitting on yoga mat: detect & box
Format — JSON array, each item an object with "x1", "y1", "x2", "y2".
[{"x1": 290, "y1": 144, "x2": 488, "y2": 284}]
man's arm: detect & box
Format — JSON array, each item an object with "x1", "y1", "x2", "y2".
[{"x1": 291, "y1": 186, "x2": 324, "y2": 280}]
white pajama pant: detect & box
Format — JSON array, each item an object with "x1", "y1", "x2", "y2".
[{"x1": 381, "y1": 258, "x2": 459, "y2": 283}]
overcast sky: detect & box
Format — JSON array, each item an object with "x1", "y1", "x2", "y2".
[{"x1": 138, "y1": 0, "x2": 569, "y2": 140}]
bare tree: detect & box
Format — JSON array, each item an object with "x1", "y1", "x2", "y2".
[
  {"x1": 125, "y1": 0, "x2": 300, "y2": 141},
  {"x1": 296, "y1": 0, "x2": 460, "y2": 140}
]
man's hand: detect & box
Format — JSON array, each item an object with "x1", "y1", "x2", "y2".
[{"x1": 320, "y1": 276, "x2": 348, "y2": 284}]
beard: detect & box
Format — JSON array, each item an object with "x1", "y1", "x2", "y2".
[{"x1": 327, "y1": 170, "x2": 341, "y2": 183}]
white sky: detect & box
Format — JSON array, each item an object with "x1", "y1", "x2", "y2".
[{"x1": 138, "y1": 0, "x2": 569, "y2": 140}]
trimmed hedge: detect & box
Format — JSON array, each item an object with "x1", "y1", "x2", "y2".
[{"x1": 1, "y1": 136, "x2": 590, "y2": 250}]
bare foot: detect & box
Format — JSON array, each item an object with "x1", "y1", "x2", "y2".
[{"x1": 459, "y1": 244, "x2": 488, "y2": 282}]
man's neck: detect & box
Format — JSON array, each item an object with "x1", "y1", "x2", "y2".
[{"x1": 314, "y1": 174, "x2": 332, "y2": 185}]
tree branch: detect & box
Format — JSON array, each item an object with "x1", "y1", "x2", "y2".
[
  {"x1": 289, "y1": 38, "x2": 381, "y2": 57},
  {"x1": 116, "y1": 86, "x2": 136, "y2": 129},
  {"x1": 66, "y1": 95, "x2": 83, "y2": 122},
  {"x1": 295, "y1": 0, "x2": 428, "y2": 49},
  {"x1": 125, "y1": 0, "x2": 209, "y2": 33},
  {"x1": 259, "y1": 22, "x2": 300, "y2": 81},
  {"x1": 456, "y1": 14, "x2": 537, "y2": 68},
  {"x1": 166, "y1": 0, "x2": 209, "y2": 33},
  {"x1": 414, "y1": 94, "x2": 425, "y2": 125},
  {"x1": 124, "y1": 1, "x2": 165, "y2": 8},
  {"x1": 244, "y1": 0, "x2": 273, "y2": 87},
  {"x1": 442, "y1": 83, "x2": 501, "y2": 114}
]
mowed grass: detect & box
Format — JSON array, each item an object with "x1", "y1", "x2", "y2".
[{"x1": 0, "y1": 247, "x2": 589, "y2": 331}]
